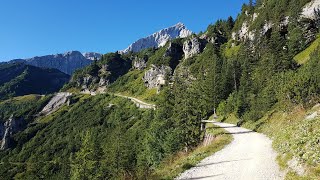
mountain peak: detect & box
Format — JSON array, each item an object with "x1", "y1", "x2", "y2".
[
  {"x1": 174, "y1": 22, "x2": 186, "y2": 28},
  {"x1": 63, "y1": 51, "x2": 82, "y2": 56},
  {"x1": 120, "y1": 22, "x2": 192, "y2": 54}
]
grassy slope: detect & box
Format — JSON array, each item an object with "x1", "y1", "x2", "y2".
[
  {"x1": 0, "y1": 94, "x2": 50, "y2": 121},
  {"x1": 294, "y1": 36, "x2": 320, "y2": 64},
  {"x1": 152, "y1": 123, "x2": 232, "y2": 180},
  {"x1": 108, "y1": 69, "x2": 158, "y2": 103},
  {"x1": 0, "y1": 94, "x2": 154, "y2": 179}
]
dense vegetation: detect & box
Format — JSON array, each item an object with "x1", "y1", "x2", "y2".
[
  {"x1": 1, "y1": 0, "x2": 320, "y2": 179},
  {"x1": 0, "y1": 63, "x2": 69, "y2": 100},
  {"x1": 0, "y1": 95, "x2": 51, "y2": 122},
  {"x1": 0, "y1": 92, "x2": 215, "y2": 179}
]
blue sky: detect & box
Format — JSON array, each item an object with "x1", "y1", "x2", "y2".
[{"x1": 0, "y1": 0, "x2": 248, "y2": 61}]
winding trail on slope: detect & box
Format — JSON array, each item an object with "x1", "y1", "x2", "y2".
[
  {"x1": 113, "y1": 94, "x2": 156, "y2": 109},
  {"x1": 176, "y1": 122, "x2": 284, "y2": 180}
]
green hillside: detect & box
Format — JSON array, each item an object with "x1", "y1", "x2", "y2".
[
  {"x1": 1, "y1": 0, "x2": 320, "y2": 179},
  {"x1": 0, "y1": 63, "x2": 70, "y2": 100},
  {"x1": 294, "y1": 36, "x2": 320, "y2": 64}
]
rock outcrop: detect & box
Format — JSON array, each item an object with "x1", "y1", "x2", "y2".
[
  {"x1": 83, "y1": 52, "x2": 102, "y2": 61},
  {"x1": 143, "y1": 65, "x2": 171, "y2": 89},
  {"x1": 164, "y1": 42, "x2": 184, "y2": 59},
  {"x1": 0, "y1": 115, "x2": 26, "y2": 150},
  {"x1": 301, "y1": 0, "x2": 320, "y2": 19},
  {"x1": 120, "y1": 23, "x2": 192, "y2": 54},
  {"x1": 183, "y1": 37, "x2": 205, "y2": 59},
  {"x1": 40, "y1": 92, "x2": 72, "y2": 116},
  {"x1": 133, "y1": 57, "x2": 147, "y2": 70}
]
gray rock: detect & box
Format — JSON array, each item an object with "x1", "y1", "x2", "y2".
[
  {"x1": 279, "y1": 17, "x2": 289, "y2": 37},
  {"x1": 287, "y1": 157, "x2": 306, "y2": 176},
  {"x1": 133, "y1": 57, "x2": 147, "y2": 70},
  {"x1": 0, "y1": 115, "x2": 26, "y2": 150},
  {"x1": 78, "y1": 75, "x2": 99, "y2": 90},
  {"x1": 183, "y1": 37, "x2": 204, "y2": 59},
  {"x1": 301, "y1": 0, "x2": 320, "y2": 20},
  {"x1": 120, "y1": 22, "x2": 192, "y2": 54},
  {"x1": 143, "y1": 65, "x2": 171, "y2": 89},
  {"x1": 25, "y1": 51, "x2": 92, "y2": 75},
  {"x1": 99, "y1": 77, "x2": 109, "y2": 87},
  {"x1": 8, "y1": 51, "x2": 102, "y2": 75},
  {"x1": 164, "y1": 42, "x2": 184, "y2": 58},
  {"x1": 40, "y1": 92, "x2": 72, "y2": 116},
  {"x1": 82, "y1": 52, "x2": 102, "y2": 61}
]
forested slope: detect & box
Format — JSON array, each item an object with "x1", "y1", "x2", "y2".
[{"x1": 0, "y1": 0, "x2": 320, "y2": 179}]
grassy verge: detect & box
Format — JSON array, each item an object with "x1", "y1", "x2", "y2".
[
  {"x1": 108, "y1": 69, "x2": 159, "y2": 103},
  {"x1": 294, "y1": 36, "x2": 320, "y2": 64},
  {"x1": 151, "y1": 124, "x2": 232, "y2": 180}
]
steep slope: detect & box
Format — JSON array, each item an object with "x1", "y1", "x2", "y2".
[
  {"x1": 1, "y1": 0, "x2": 320, "y2": 179},
  {"x1": 120, "y1": 22, "x2": 192, "y2": 54},
  {"x1": 0, "y1": 63, "x2": 70, "y2": 100},
  {"x1": 65, "y1": 52, "x2": 132, "y2": 93},
  {"x1": 25, "y1": 51, "x2": 101, "y2": 75}
]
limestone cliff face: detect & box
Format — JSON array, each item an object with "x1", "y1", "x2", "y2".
[
  {"x1": 301, "y1": 0, "x2": 320, "y2": 19},
  {"x1": 183, "y1": 37, "x2": 206, "y2": 59},
  {"x1": 133, "y1": 57, "x2": 147, "y2": 70},
  {"x1": 0, "y1": 116, "x2": 26, "y2": 150},
  {"x1": 143, "y1": 65, "x2": 171, "y2": 89},
  {"x1": 165, "y1": 42, "x2": 184, "y2": 60},
  {"x1": 120, "y1": 23, "x2": 192, "y2": 54},
  {"x1": 40, "y1": 92, "x2": 72, "y2": 116},
  {"x1": 25, "y1": 51, "x2": 98, "y2": 75}
]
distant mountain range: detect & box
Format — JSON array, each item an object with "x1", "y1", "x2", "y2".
[
  {"x1": 2, "y1": 23, "x2": 192, "y2": 76},
  {"x1": 0, "y1": 62, "x2": 70, "y2": 100},
  {"x1": 119, "y1": 23, "x2": 192, "y2": 54},
  {"x1": 6, "y1": 51, "x2": 102, "y2": 75}
]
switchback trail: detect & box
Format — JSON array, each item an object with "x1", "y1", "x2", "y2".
[
  {"x1": 113, "y1": 94, "x2": 156, "y2": 109},
  {"x1": 176, "y1": 122, "x2": 284, "y2": 180}
]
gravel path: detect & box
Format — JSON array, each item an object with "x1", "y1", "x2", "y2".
[
  {"x1": 176, "y1": 122, "x2": 284, "y2": 180},
  {"x1": 114, "y1": 94, "x2": 156, "y2": 109}
]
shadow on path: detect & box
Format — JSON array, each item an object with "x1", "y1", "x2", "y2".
[
  {"x1": 179, "y1": 174, "x2": 224, "y2": 180},
  {"x1": 225, "y1": 131, "x2": 254, "y2": 135},
  {"x1": 210, "y1": 126, "x2": 237, "y2": 129},
  {"x1": 196, "y1": 158, "x2": 252, "y2": 167}
]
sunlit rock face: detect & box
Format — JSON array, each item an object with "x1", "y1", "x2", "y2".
[
  {"x1": 120, "y1": 23, "x2": 192, "y2": 54},
  {"x1": 301, "y1": 0, "x2": 320, "y2": 19}
]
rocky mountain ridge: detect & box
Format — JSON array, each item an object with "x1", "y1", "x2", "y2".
[
  {"x1": 120, "y1": 23, "x2": 192, "y2": 54},
  {"x1": 7, "y1": 51, "x2": 102, "y2": 75}
]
